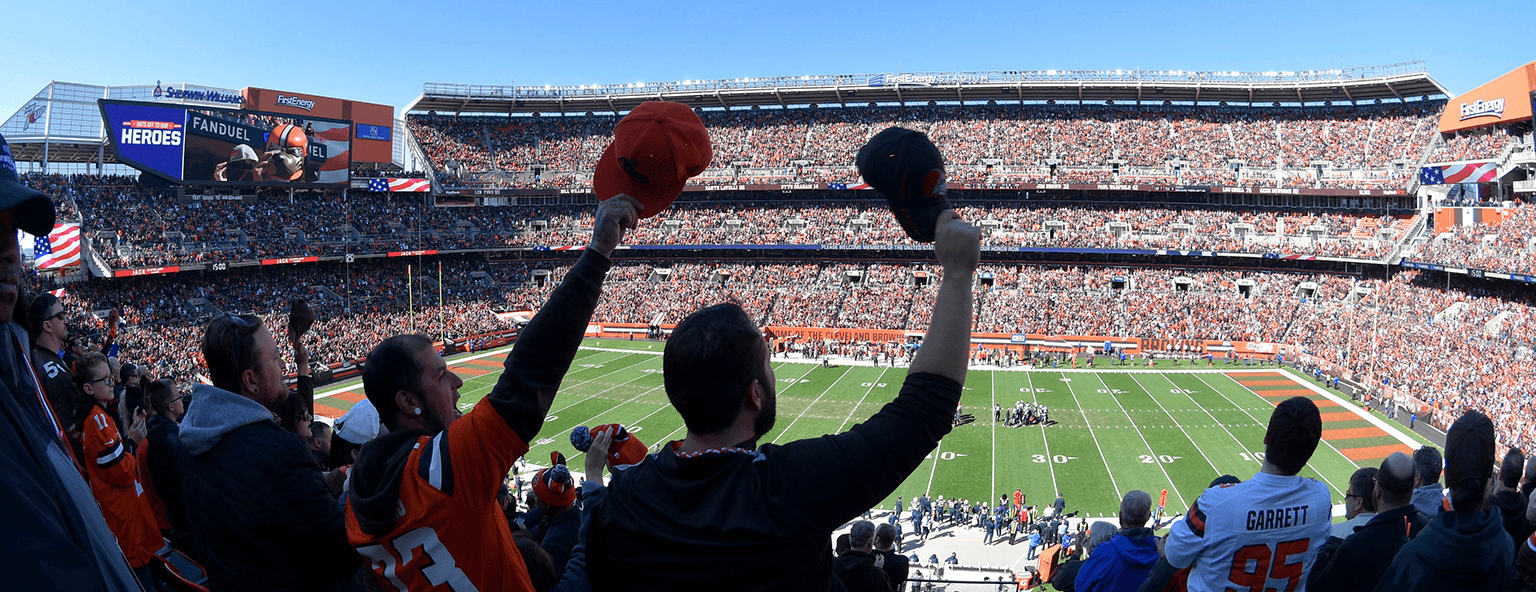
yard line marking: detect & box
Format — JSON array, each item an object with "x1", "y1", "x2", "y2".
[
  {"x1": 836, "y1": 366, "x2": 892, "y2": 433},
  {"x1": 1191, "y1": 373, "x2": 1351, "y2": 498},
  {"x1": 1144, "y1": 372, "x2": 1262, "y2": 471},
  {"x1": 925, "y1": 435, "x2": 944, "y2": 496},
  {"x1": 1023, "y1": 371, "x2": 1059, "y2": 497},
  {"x1": 1058, "y1": 372, "x2": 1122, "y2": 499},
  {"x1": 1124, "y1": 372, "x2": 1222, "y2": 482},
  {"x1": 547, "y1": 353, "x2": 665, "y2": 414},
  {"x1": 1090, "y1": 372, "x2": 1186, "y2": 510},
  {"x1": 990, "y1": 370, "x2": 997, "y2": 504},
  {"x1": 771, "y1": 366, "x2": 855, "y2": 444}
]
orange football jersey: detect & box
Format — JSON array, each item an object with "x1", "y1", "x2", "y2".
[{"x1": 346, "y1": 401, "x2": 534, "y2": 591}]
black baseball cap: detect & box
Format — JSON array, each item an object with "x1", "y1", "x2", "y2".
[
  {"x1": 856, "y1": 127, "x2": 951, "y2": 243},
  {"x1": 0, "y1": 134, "x2": 56, "y2": 236}
]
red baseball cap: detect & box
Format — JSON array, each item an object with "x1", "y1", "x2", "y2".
[{"x1": 593, "y1": 102, "x2": 712, "y2": 218}]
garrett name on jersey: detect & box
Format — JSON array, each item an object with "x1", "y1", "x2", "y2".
[{"x1": 1245, "y1": 505, "x2": 1311, "y2": 531}]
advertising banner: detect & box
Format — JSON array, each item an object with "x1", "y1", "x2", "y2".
[
  {"x1": 100, "y1": 99, "x2": 351, "y2": 187},
  {"x1": 102, "y1": 102, "x2": 187, "y2": 181},
  {"x1": 1438, "y1": 61, "x2": 1536, "y2": 133}
]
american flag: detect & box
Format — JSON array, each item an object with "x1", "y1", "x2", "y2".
[
  {"x1": 34, "y1": 223, "x2": 81, "y2": 269},
  {"x1": 367, "y1": 178, "x2": 431, "y2": 193},
  {"x1": 1420, "y1": 162, "x2": 1498, "y2": 185}
]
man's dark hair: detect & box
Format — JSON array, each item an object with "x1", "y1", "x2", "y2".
[
  {"x1": 663, "y1": 303, "x2": 767, "y2": 434},
  {"x1": 201, "y1": 314, "x2": 265, "y2": 394},
  {"x1": 311, "y1": 421, "x2": 332, "y2": 441},
  {"x1": 1501, "y1": 448, "x2": 1524, "y2": 489},
  {"x1": 25, "y1": 291, "x2": 59, "y2": 345},
  {"x1": 363, "y1": 334, "x2": 433, "y2": 430},
  {"x1": 1264, "y1": 397, "x2": 1322, "y2": 475},
  {"x1": 1349, "y1": 467, "x2": 1379, "y2": 513},
  {"x1": 1413, "y1": 445, "x2": 1443, "y2": 485},
  {"x1": 1444, "y1": 411, "x2": 1496, "y2": 512},
  {"x1": 146, "y1": 378, "x2": 177, "y2": 416},
  {"x1": 874, "y1": 523, "x2": 897, "y2": 549}
]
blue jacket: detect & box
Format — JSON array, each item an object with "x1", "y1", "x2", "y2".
[
  {"x1": 1075, "y1": 528, "x2": 1160, "y2": 592},
  {"x1": 1412, "y1": 483, "x2": 1445, "y2": 517},
  {"x1": 178, "y1": 383, "x2": 358, "y2": 592}
]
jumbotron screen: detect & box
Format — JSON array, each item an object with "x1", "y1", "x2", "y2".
[{"x1": 99, "y1": 99, "x2": 352, "y2": 187}]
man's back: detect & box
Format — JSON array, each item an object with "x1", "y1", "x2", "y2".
[
  {"x1": 1164, "y1": 473, "x2": 1331, "y2": 592},
  {"x1": 178, "y1": 383, "x2": 356, "y2": 592},
  {"x1": 587, "y1": 372, "x2": 961, "y2": 591},
  {"x1": 876, "y1": 548, "x2": 909, "y2": 591}
]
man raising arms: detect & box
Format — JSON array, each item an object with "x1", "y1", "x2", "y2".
[
  {"x1": 586, "y1": 212, "x2": 980, "y2": 591},
  {"x1": 345, "y1": 196, "x2": 639, "y2": 591}
]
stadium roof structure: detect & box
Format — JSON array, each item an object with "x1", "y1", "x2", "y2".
[
  {"x1": 1, "y1": 81, "x2": 245, "y2": 166},
  {"x1": 407, "y1": 62, "x2": 1449, "y2": 116}
]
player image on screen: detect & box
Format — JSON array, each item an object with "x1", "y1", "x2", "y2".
[
  {"x1": 260, "y1": 124, "x2": 314, "y2": 183},
  {"x1": 174, "y1": 105, "x2": 350, "y2": 186},
  {"x1": 213, "y1": 144, "x2": 262, "y2": 182}
]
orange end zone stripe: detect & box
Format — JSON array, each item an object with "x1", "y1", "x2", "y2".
[
  {"x1": 1322, "y1": 427, "x2": 1387, "y2": 441},
  {"x1": 454, "y1": 367, "x2": 490, "y2": 377},
  {"x1": 1265, "y1": 397, "x2": 1339, "y2": 408},
  {"x1": 1340, "y1": 444, "x2": 1414, "y2": 461},
  {"x1": 1320, "y1": 412, "x2": 1360, "y2": 422},
  {"x1": 1239, "y1": 379, "x2": 1300, "y2": 386},
  {"x1": 464, "y1": 359, "x2": 504, "y2": 369},
  {"x1": 315, "y1": 403, "x2": 346, "y2": 419},
  {"x1": 1259, "y1": 389, "x2": 1316, "y2": 397},
  {"x1": 334, "y1": 391, "x2": 364, "y2": 403},
  {"x1": 1227, "y1": 372, "x2": 1285, "y2": 378}
]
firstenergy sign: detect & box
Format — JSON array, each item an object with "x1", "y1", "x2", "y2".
[{"x1": 1460, "y1": 98, "x2": 1505, "y2": 121}]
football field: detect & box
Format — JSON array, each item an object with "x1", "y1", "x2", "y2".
[{"x1": 314, "y1": 339, "x2": 1435, "y2": 518}]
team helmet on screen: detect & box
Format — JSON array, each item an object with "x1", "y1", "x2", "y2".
[{"x1": 266, "y1": 124, "x2": 309, "y2": 181}]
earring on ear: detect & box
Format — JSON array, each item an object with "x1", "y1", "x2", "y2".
[{"x1": 414, "y1": 408, "x2": 422, "y2": 415}]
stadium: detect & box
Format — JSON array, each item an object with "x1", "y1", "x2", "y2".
[{"x1": 5, "y1": 56, "x2": 1536, "y2": 591}]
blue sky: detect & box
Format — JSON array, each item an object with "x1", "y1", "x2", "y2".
[{"x1": 6, "y1": 0, "x2": 1527, "y2": 118}]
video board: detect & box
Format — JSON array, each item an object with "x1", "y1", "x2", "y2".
[{"x1": 100, "y1": 99, "x2": 351, "y2": 187}]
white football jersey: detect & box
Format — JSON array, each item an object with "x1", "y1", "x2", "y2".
[{"x1": 1166, "y1": 471, "x2": 1332, "y2": 592}]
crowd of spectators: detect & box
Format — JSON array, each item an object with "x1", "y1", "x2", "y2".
[
  {"x1": 408, "y1": 102, "x2": 1443, "y2": 191},
  {"x1": 27, "y1": 175, "x2": 1418, "y2": 270},
  {"x1": 1411, "y1": 200, "x2": 1536, "y2": 275},
  {"x1": 1426, "y1": 129, "x2": 1521, "y2": 162}
]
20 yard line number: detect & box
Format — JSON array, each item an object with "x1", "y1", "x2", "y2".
[{"x1": 1140, "y1": 454, "x2": 1182, "y2": 464}]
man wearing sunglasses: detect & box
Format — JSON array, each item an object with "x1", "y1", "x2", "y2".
[
  {"x1": 0, "y1": 132, "x2": 142, "y2": 589},
  {"x1": 177, "y1": 311, "x2": 363, "y2": 591},
  {"x1": 26, "y1": 292, "x2": 79, "y2": 449}
]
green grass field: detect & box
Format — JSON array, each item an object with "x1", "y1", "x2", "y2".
[{"x1": 314, "y1": 339, "x2": 1436, "y2": 518}]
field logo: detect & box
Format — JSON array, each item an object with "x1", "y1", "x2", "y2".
[
  {"x1": 1460, "y1": 98, "x2": 1505, "y2": 121},
  {"x1": 276, "y1": 95, "x2": 317, "y2": 111}
]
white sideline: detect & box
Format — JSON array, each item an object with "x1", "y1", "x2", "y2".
[{"x1": 1277, "y1": 368, "x2": 1423, "y2": 450}]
